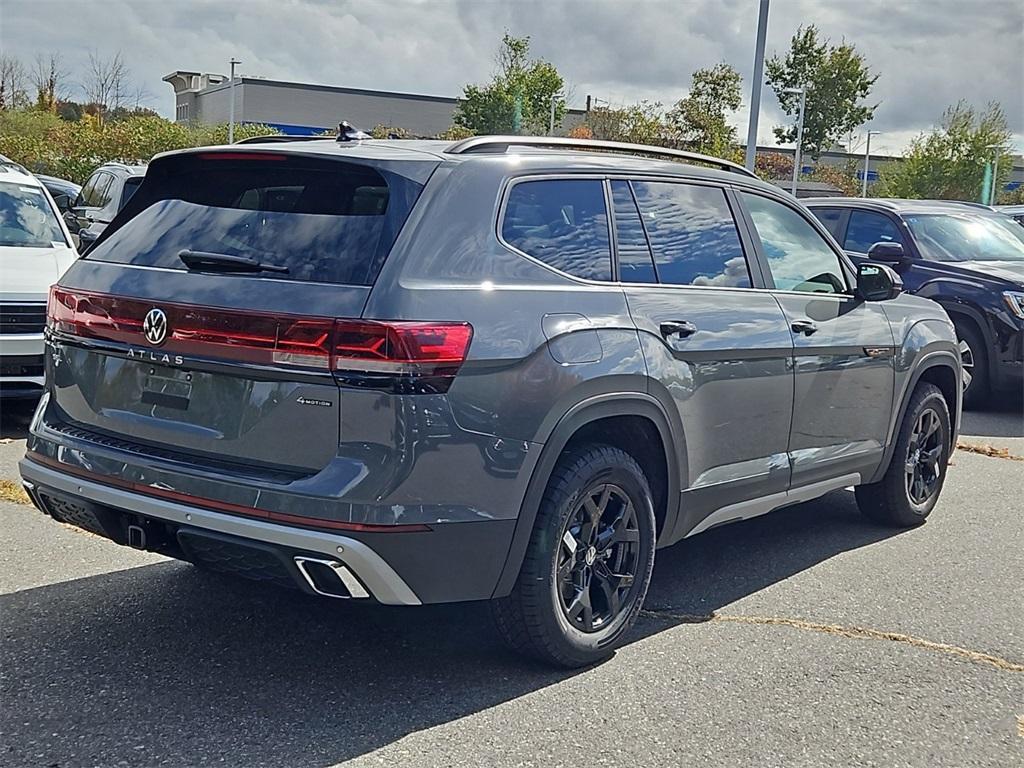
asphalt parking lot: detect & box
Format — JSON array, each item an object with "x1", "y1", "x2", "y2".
[{"x1": 1, "y1": 398, "x2": 1022, "y2": 768}]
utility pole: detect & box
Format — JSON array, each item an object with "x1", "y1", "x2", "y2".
[
  {"x1": 744, "y1": 0, "x2": 770, "y2": 171},
  {"x1": 986, "y1": 144, "x2": 1004, "y2": 205},
  {"x1": 228, "y1": 57, "x2": 241, "y2": 144},
  {"x1": 549, "y1": 92, "x2": 561, "y2": 136},
  {"x1": 862, "y1": 130, "x2": 880, "y2": 197},
  {"x1": 784, "y1": 87, "x2": 806, "y2": 196}
]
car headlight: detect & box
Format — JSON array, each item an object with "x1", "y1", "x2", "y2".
[{"x1": 1004, "y1": 291, "x2": 1024, "y2": 320}]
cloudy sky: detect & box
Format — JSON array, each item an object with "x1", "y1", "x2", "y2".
[{"x1": 3, "y1": 0, "x2": 1022, "y2": 154}]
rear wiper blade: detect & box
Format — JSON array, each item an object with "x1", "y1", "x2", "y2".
[{"x1": 177, "y1": 249, "x2": 289, "y2": 274}]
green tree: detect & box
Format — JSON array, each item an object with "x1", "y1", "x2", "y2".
[
  {"x1": 454, "y1": 33, "x2": 565, "y2": 135},
  {"x1": 766, "y1": 25, "x2": 878, "y2": 159},
  {"x1": 584, "y1": 101, "x2": 666, "y2": 145},
  {"x1": 875, "y1": 101, "x2": 1013, "y2": 201},
  {"x1": 666, "y1": 63, "x2": 742, "y2": 156}
]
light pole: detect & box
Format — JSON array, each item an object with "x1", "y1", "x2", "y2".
[
  {"x1": 862, "y1": 130, "x2": 880, "y2": 197},
  {"x1": 744, "y1": 0, "x2": 770, "y2": 171},
  {"x1": 548, "y1": 92, "x2": 563, "y2": 136},
  {"x1": 986, "y1": 144, "x2": 1004, "y2": 205},
  {"x1": 783, "y1": 86, "x2": 806, "y2": 196},
  {"x1": 228, "y1": 57, "x2": 241, "y2": 144}
]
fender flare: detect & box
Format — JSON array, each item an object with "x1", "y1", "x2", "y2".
[
  {"x1": 934, "y1": 300, "x2": 996, "y2": 378},
  {"x1": 870, "y1": 349, "x2": 960, "y2": 484},
  {"x1": 490, "y1": 392, "x2": 683, "y2": 599}
]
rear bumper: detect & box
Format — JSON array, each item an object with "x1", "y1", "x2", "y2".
[{"x1": 20, "y1": 457, "x2": 515, "y2": 605}]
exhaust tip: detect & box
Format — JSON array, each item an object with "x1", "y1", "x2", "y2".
[{"x1": 294, "y1": 556, "x2": 369, "y2": 599}]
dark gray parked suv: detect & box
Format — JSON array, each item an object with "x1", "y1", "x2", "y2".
[{"x1": 20, "y1": 136, "x2": 961, "y2": 667}]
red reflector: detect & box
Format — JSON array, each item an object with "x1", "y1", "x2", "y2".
[
  {"x1": 332, "y1": 320, "x2": 473, "y2": 367},
  {"x1": 195, "y1": 152, "x2": 287, "y2": 161}
]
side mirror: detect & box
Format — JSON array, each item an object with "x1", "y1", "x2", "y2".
[
  {"x1": 867, "y1": 241, "x2": 908, "y2": 267},
  {"x1": 856, "y1": 262, "x2": 903, "y2": 302}
]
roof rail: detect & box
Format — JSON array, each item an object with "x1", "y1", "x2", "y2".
[
  {"x1": 445, "y1": 135, "x2": 757, "y2": 178},
  {"x1": 233, "y1": 134, "x2": 329, "y2": 144}
]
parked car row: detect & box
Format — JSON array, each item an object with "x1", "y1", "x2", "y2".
[{"x1": 805, "y1": 198, "x2": 1024, "y2": 408}]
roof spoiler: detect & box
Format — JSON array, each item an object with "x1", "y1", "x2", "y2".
[{"x1": 444, "y1": 136, "x2": 758, "y2": 178}]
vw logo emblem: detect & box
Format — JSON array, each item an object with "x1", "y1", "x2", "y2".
[{"x1": 142, "y1": 308, "x2": 168, "y2": 346}]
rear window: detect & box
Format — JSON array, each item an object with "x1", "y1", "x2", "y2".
[{"x1": 85, "y1": 156, "x2": 423, "y2": 286}]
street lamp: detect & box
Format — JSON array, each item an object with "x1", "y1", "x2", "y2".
[
  {"x1": 986, "y1": 143, "x2": 1004, "y2": 205},
  {"x1": 548, "y1": 92, "x2": 564, "y2": 136},
  {"x1": 862, "y1": 130, "x2": 881, "y2": 197},
  {"x1": 783, "y1": 86, "x2": 806, "y2": 196},
  {"x1": 228, "y1": 57, "x2": 241, "y2": 144},
  {"x1": 744, "y1": 0, "x2": 771, "y2": 171}
]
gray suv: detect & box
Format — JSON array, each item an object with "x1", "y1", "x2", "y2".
[{"x1": 20, "y1": 136, "x2": 961, "y2": 667}]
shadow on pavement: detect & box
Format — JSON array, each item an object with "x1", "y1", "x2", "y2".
[
  {"x1": 0, "y1": 399, "x2": 35, "y2": 441},
  {"x1": 0, "y1": 489, "x2": 905, "y2": 767},
  {"x1": 959, "y1": 391, "x2": 1023, "y2": 439}
]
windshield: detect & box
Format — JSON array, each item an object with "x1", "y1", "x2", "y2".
[
  {"x1": 0, "y1": 181, "x2": 67, "y2": 248},
  {"x1": 904, "y1": 212, "x2": 1024, "y2": 262}
]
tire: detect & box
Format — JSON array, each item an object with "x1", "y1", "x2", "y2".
[
  {"x1": 855, "y1": 382, "x2": 951, "y2": 527},
  {"x1": 491, "y1": 445, "x2": 656, "y2": 668},
  {"x1": 954, "y1": 320, "x2": 989, "y2": 410}
]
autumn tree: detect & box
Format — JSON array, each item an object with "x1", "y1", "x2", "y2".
[
  {"x1": 666, "y1": 63, "x2": 742, "y2": 156},
  {"x1": 875, "y1": 101, "x2": 1014, "y2": 201},
  {"x1": 454, "y1": 34, "x2": 565, "y2": 135},
  {"x1": 766, "y1": 25, "x2": 877, "y2": 159},
  {"x1": 32, "y1": 53, "x2": 68, "y2": 113},
  {"x1": 584, "y1": 101, "x2": 666, "y2": 145}
]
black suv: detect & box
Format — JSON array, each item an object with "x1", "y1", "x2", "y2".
[
  {"x1": 21, "y1": 137, "x2": 960, "y2": 667},
  {"x1": 806, "y1": 198, "x2": 1024, "y2": 408},
  {"x1": 64, "y1": 162, "x2": 146, "y2": 251}
]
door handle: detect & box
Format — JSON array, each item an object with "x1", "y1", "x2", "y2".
[
  {"x1": 791, "y1": 319, "x2": 818, "y2": 336},
  {"x1": 660, "y1": 320, "x2": 698, "y2": 340}
]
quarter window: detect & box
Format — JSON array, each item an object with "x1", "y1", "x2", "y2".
[
  {"x1": 502, "y1": 179, "x2": 612, "y2": 281},
  {"x1": 742, "y1": 192, "x2": 847, "y2": 294},
  {"x1": 845, "y1": 210, "x2": 903, "y2": 254},
  {"x1": 610, "y1": 180, "x2": 657, "y2": 283},
  {"x1": 631, "y1": 181, "x2": 750, "y2": 288}
]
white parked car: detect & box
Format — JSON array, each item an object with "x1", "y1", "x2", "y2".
[{"x1": 0, "y1": 160, "x2": 78, "y2": 398}]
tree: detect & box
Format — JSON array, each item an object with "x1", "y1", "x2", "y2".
[
  {"x1": 766, "y1": 25, "x2": 878, "y2": 159},
  {"x1": 83, "y1": 50, "x2": 131, "y2": 122},
  {"x1": 454, "y1": 33, "x2": 565, "y2": 135},
  {"x1": 584, "y1": 101, "x2": 666, "y2": 145},
  {"x1": 0, "y1": 54, "x2": 29, "y2": 110},
  {"x1": 666, "y1": 63, "x2": 742, "y2": 156},
  {"x1": 32, "y1": 53, "x2": 69, "y2": 113},
  {"x1": 875, "y1": 101, "x2": 1013, "y2": 201}
]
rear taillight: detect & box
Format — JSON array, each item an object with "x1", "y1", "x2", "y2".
[{"x1": 47, "y1": 288, "x2": 472, "y2": 392}]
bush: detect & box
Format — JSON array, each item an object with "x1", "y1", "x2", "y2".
[{"x1": 0, "y1": 108, "x2": 279, "y2": 183}]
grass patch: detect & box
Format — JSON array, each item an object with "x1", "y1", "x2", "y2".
[{"x1": 0, "y1": 479, "x2": 32, "y2": 505}]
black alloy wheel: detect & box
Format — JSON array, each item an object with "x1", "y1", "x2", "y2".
[{"x1": 556, "y1": 483, "x2": 641, "y2": 633}]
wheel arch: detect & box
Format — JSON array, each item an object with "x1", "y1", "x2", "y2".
[
  {"x1": 870, "y1": 351, "x2": 960, "y2": 484},
  {"x1": 491, "y1": 392, "x2": 684, "y2": 599}
]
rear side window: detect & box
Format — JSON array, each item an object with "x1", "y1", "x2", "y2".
[
  {"x1": 610, "y1": 180, "x2": 657, "y2": 283},
  {"x1": 812, "y1": 207, "x2": 847, "y2": 239},
  {"x1": 631, "y1": 181, "x2": 750, "y2": 287},
  {"x1": 120, "y1": 176, "x2": 143, "y2": 210},
  {"x1": 844, "y1": 210, "x2": 903, "y2": 253},
  {"x1": 85, "y1": 156, "x2": 423, "y2": 286},
  {"x1": 501, "y1": 179, "x2": 612, "y2": 281}
]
